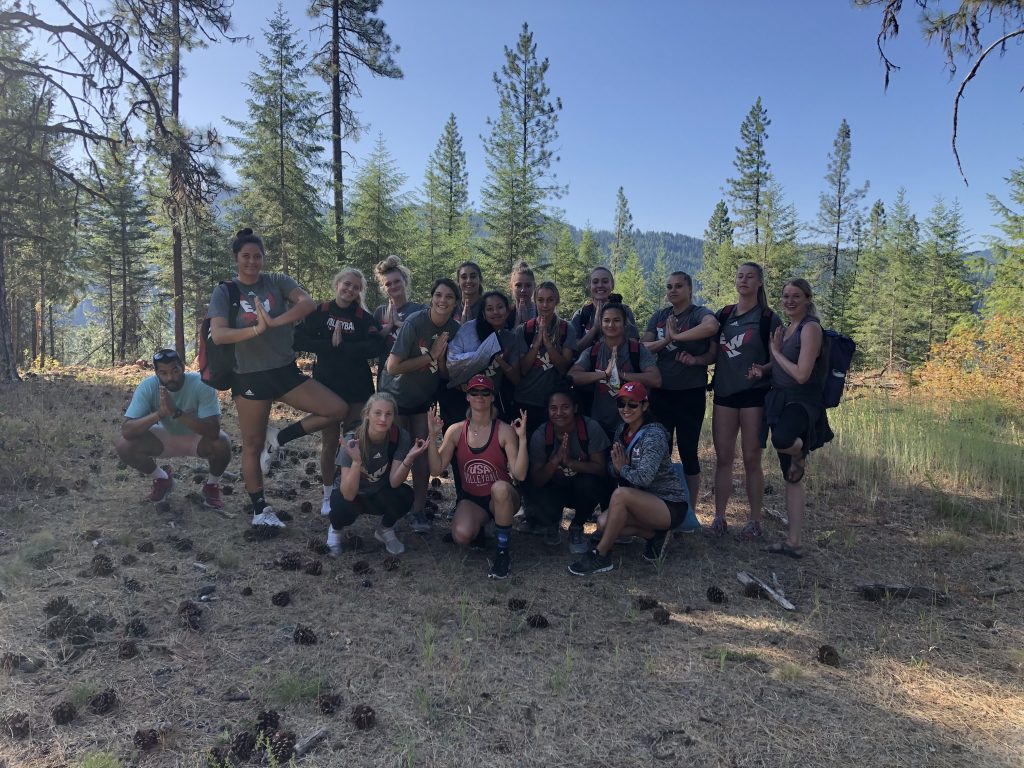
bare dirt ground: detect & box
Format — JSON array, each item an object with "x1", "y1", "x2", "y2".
[{"x1": 1, "y1": 370, "x2": 1022, "y2": 768}]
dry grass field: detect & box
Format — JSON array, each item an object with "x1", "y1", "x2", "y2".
[{"x1": 1, "y1": 369, "x2": 1021, "y2": 768}]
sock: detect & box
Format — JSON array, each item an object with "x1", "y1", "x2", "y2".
[
  {"x1": 277, "y1": 421, "x2": 307, "y2": 447},
  {"x1": 206, "y1": 473, "x2": 222, "y2": 486},
  {"x1": 495, "y1": 524, "x2": 512, "y2": 551},
  {"x1": 322, "y1": 484, "x2": 333, "y2": 500},
  {"x1": 249, "y1": 490, "x2": 267, "y2": 515},
  {"x1": 150, "y1": 466, "x2": 168, "y2": 480},
  {"x1": 326, "y1": 526, "x2": 342, "y2": 546}
]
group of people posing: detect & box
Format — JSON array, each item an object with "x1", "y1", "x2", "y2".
[{"x1": 117, "y1": 228, "x2": 833, "y2": 580}]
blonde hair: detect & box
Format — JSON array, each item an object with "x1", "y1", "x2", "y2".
[
  {"x1": 375, "y1": 254, "x2": 411, "y2": 293},
  {"x1": 353, "y1": 393, "x2": 399, "y2": 465},
  {"x1": 332, "y1": 267, "x2": 367, "y2": 311},
  {"x1": 785, "y1": 278, "x2": 819, "y2": 319}
]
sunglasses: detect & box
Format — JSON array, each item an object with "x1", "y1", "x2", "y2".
[
  {"x1": 153, "y1": 349, "x2": 180, "y2": 363},
  {"x1": 616, "y1": 399, "x2": 642, "y2": 410},
  {"x1": 467, "y1": 389, "x2": 493, "y2": 397}
]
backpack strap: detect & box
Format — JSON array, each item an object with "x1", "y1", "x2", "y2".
[
  {"x1": 524, "y1": 318, "x2": 538, "y2": 347},
  {"x1": 387, "y1": 426, "x2": 400, "y2": 463},
  {"x1": 223, "y1": 280, "x2": 241, "y2": 325},
  {"x1": 574, "y1": 416, "x2": 590, "y2": 457},
  {"x1": 758, "y1": 307, "x2": 774, "y2": 355},
  {"x1": 320, "y1": 300, "x2": 332, "y2": 313},
  {"x1": 544, "y1": 420, "x2": 555, "y2": 451}
]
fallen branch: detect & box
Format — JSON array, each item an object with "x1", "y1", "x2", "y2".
[
  {"x1": 976, "y1": 586, "x2": 1017, "y2": 599},
  {"x1": 294, "y1": 728, "x2": 329, "y2": 757},
  {"x1": 857, "y1": 584, "x2": 950, "y2": 605},
  {"x1": 737, "y1": 571, "x2": 797, "y2": 611}
]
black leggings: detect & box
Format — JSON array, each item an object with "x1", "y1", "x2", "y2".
[
  {"x1": 329, "y1": 483, "x2": 413, "y2": 530},
  {"x1": 650, "y1": 387, "x2": 707, "y2": 476},
  {"x1": 770, "y1": 403, "x2": 809, "y2": 478},
  {"x1": 523, "y1": 474, "x2": 613, "y2": 527}
]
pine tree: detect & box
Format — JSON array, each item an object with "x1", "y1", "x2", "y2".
[
  {"x1": 308, "y1": 0, "x2": 402, "y2": 260},
  {"x1": 847, "y1": 200, "x2": 888, "y2": 365},
  {"x1": 727, "y1": 97, "x2": 771, "y2": 246},
  {"x1": 346, "y1": 134, "x2": 411, "y2": 306},
  {"x1": 617, "y1": 252, "x2": 651, "y2": 322},
  {"x1": 697, "y1": 201, "x2": 738, "y2": 309},
  {"x1": 226, "y1": 5, "x2": 329, "y2": 288},
  {"x1": 985, "y1": 159, "x2": 1024, "y2": 317},
  {"x1": 921, "y1": 197, "x2": 972, "y2": 352},
  {"x1": 758, "y1": 183, "x2": 802, "y2": 307},
  {"x1": 814, "y1": 118, "x2": 868, "y2": 323},
  {"x1": 645, "y1": 246, "x2": 669, "y2": 317},
  {"x1": 610, "y1": 187, "x2": 635, "y2": 273},
  {"x1": 882, "y1": 190, "x2": 925, "y2": 367},
  {"x1": 481, "y1": 22, "x2": 563, "y2": 277},
  {"x1": 417, "y1": 113, "x2": 470, "y2": 282}
]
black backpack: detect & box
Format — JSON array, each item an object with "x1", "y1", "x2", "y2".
[{"x1": 198, "y1": 281, "x2": 241, "y2": 391}]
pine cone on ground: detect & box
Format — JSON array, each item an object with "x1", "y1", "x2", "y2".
[
  {"x1": 205, "y1": 745, "x2": 232, "y2": 768},
  {"x1": 300, "y1": 500, "x2": 313, "y2": 514},
  {"x1": 317, "y1": 692, "x2": 342, "y2": 715},
  {"x1": 526, "y1": 614, "x2": 549, "y2": 629},
  {"x1": 268, "y1": 730, "x2": 296, "y2": 763},
  {"x1": 636, "y1": 596, "x2": 659, "y2": 611},
  {"x1": 51, "y1": 701, "x2": 76, "y2": 725},
  {"x1": 652, "y1": 607, "x2": 671, "y2": 625},
  {"x1": 254, "y1": 710, "x2": 279, "y2": 735},
  {"x1": 120, "y1": 553, "x2": 138, "y2": 566},
  {"x1": 271, "y1": 590, "x2": 290, "y2": 607},
  {"x1": 507, "y1": 598, "x2": 527, "y2": 611},
  {"x1": 278, "y1": 552, "x2": 303, "y2": 571},
  {"x1": 352, "y1": 560, "x2": 371, "y2": 574},
  {"x1": 5, "y1": 712, "x2": 30, "y2": 738},
  {"x1": 117, "y1": 640, "x2": 138, "y2": 659},
  {"x1": 231, "y1": 730, "x2": 256, "y2": 759},
  {"x1": 88, "y1": 688, "x2": 118, "y2": 714},
  {"x1": 706, "y1": 585, "x2": 726, "y2": 604},
  {"x1": 307, "y1": 538, "x2": 330, "y2": 555},
  {"x1": 382, "y1": 556, "x2": 400, "y2": 572},
  {"x1": 173, "y1": 538, "x2": 193, "y2": 552},
  {"x1": 178, "y1": 600, "x2": 202, "y2": 631},
  {"x1": 350, "y1": 704, "x2": 375, "y2": 730},
  {"x1": 293, "y1": 625, "x2": 317, "y2": 645},
  {"x1": 303, "y1": 560, "x2": 322, "y2": 576},
  {"x1": 137, "y1": 541, "x2": 155, "y2": 553},
  {"x1": 133, "y1": 728, "x2": 159, "y2": 750},
  {"x1": 91, "y1": 554, "x2": 115, "y2": 575},
  {"x1": 124, "y1": 617, "x2": 148, "y2": 637},
  {"x1": 817, "y1": 644, "x2": 841, "y2": 667},
  {"x1": 43, "y1": 595, "x2": 74, "y2": 617},
  {"x1": 124, "y1": 578, "x2": 143, "y2": 593}
]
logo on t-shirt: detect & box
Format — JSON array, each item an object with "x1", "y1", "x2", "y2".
[
  {"x1": 721, "y1": 328, "x2": 754, "y2": 359},
  {"x1": 330, "y1": 318, "x2": 355, "y2": 333},
  {"x1": 656, "y1": 322, "x2": 678, "y2": 352},
  {"x1": 239, "y1": 293, "x2": 274, "y2": 324},
  {"x1": 463, "y1": 459, "x2": 499, "y2": 487},
  {"x1": 419, "y1": 338, "x2": 439, "y2": 373},
  {"x1": 363, "y1": 463, "x2": 388, "y2": 484}
]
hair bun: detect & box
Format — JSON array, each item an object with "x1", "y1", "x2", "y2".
[{"x1": 236, "y1": 227, "x2": 254, "y2": 238}]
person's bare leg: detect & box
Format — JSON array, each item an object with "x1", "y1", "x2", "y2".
[
  {"x1": 712, "y1": 405, "x2": 740, "y2": 522},
  {"x1": 197, "y1": 432, "x2": 231, "y2": 476},
  {"x1": 738, "y1": 406, "x2": 765, "y2": 524},
  {"x1": 451, "y1": 500, "x2": 488, "y2": 545},
  {"x1": 279, "y1": 380, "x2": 348, "y2": 435},
  {"x1": 115, "y1": 432, "x2": 164, "y2": 475},
  {"x1": 320, "y1": 421, "x2": 341, "y2": 487},
  {"x1": 234, "y1": 397, "x2": 272, "y2": 496}
]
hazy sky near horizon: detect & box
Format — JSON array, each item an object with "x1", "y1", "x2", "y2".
[{"x1": 71, "y1": 1, "x2": 1024, "y2": 249}]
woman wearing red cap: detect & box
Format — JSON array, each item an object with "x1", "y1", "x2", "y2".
[
  {"x1": 427, "y1": 375, "x2": 529, "y2": 579},
  {"x1": 568, "y1": 381, "x2": 689, "y2": 575}
]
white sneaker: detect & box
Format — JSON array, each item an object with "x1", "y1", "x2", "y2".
[
  {"x1": 326, "y1": 526, "x2": 342, "y2": 557},
  {"x1": 407, "y1": 510, "x2": 432, "y2": 534},
  {"x1": 374, "y1": 527, "x2": 405, "y2": 555},
  {"x1": 320, "y1": 497, "x2": 332, "y2": 516},
  {"x1": 252, "y1": 507, "x2": 285, "y2": 528},
  {"x1": 259, "y1": 427, "x2": 280, "y2": 475}
]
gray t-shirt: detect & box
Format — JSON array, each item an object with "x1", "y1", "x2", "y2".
[
  {"x1": 712, "y1": 305, "x2": 782, "y2": 398},
  {"x1": 512, "y1": 318, "x2": 579, "y2": 407},
  {"x1": 373, "y1": 301, "x2": 426, "y2": 370},
  {"x1": 573, "y1": 341, "x2": 658, "y2": 435},
  {"x1": 379, "y1": 309, "x2": 460, "y2": 409},
  {"x1": 645, "y1": 304, "x2": 715, "y2": 390},
  {"x1": 528, "y1": 416, "x2": 610, "y2": 482},
  {"x1": 208, "y1": 273, "x2": 300, "y2": 374},
  {"x1": 569, "y1": 303, "x2": 640, "y2": 347},
  {"x1": 335, "y1": 427, "x2": 412, "y2": 496}
]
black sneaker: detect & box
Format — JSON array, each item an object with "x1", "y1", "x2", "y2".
[
  {"x1": 642, "y1": 532, "x2": 668, "y2": 562},
  {"x1": 488, "y1": 548, "x2": 511, "y2": 579},
  {"x1": 470, "y1": 528, "x2": 488, "y2": 551},
  {"x1": 568, "y1": 548, "x2": 615, "y2": 576}
]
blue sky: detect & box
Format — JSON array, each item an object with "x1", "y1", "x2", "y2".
[{"x1": 173, "y1": 1, "x2": 1022, "y2": 249}]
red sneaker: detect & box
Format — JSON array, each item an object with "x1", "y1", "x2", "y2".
[
  {"x1": 146, "y1": 475, "x2": 174, "y2": 503},
  {"x1": 202, "y1": 483, "x2": 224, "y2": 510}
]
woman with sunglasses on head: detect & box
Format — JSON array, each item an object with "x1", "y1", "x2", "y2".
[
  {"x1": 507, "y1": 261, "x2": 537, "y2": 328},
  {"x1": 568, "y1": 303, "x2": 661, "y2": 440},
  {"x1": 446, "y1": 290, "x2": 521, "y2": 422},
  {"x1": 207, "y1": 228, "x2": 348, "y2": 528},
  {"x1": 642, "y1": 270, "x2": 719, "y2": 511},
  {"x1": 373, "y1": 255, "x2": 425, "y2": 387},
  {"x1": 570, "y1": 266, "x2": 640, "y2": 352},
  {"x1": 426, "y1": 375, "x2": 529, "y2": 579},
  {"x1": 760, "y1": 279, "x2": 833, "y2": 559},
  {"x1": 513, "y1": 281, "x2": 578, "y2": 431},
  {"x1": 456, "y1": 261, "x2": 485, "y2": 325},
  {"x1": 380, "y1": 277, "x2": 461, "y2": 532},
  {"x1": 709, "y1": 262, "x2": 782, "y2": 542},
  {"x1": 325, "y1": 393, "x2": 430, "y2": 557},
  {"x1": 293, "y1": 267, "x2": 384, "y2": 516},
  {"x1": 568, "y1": 382, "x2": 688, "y2": 575}
]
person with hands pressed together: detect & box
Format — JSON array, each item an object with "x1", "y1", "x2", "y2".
[
  {"x1": 507, "y1": 261, "x2": 537, "y2": 328},
  {"x1": 570, "y1": 267, "x2": 639, "y2": 352},
  {"x1": 513, "y1": 281, "x2": 578, "y2": 431},
  {"x1": 426, "y1": 375, "x2": 529, "y2": 579},
  {"x1": 456, "y1": 261, "x2": 484, "y2": 324},
  {"x1": 325, "y1": 393, "x2": 429, "y2": 557},
  {"x1": 568, "y1": 303, "x2": 661, "y2": 440},
  {"x1": 760, "y1": 279, "x2": 833, "y2": 559},
  {"x1": 568, "y1": 382, "x2": 689, "y2": 576},
  {"x1": 117, "y1": 348, "x2": 231, "y2": 508},
  {"x1": 523, "y1": 388, "x2": 612, "y2": 553},
  {"x1": 207, "y1": 229, "x2": 348, "y2": 528},
  {"x1": 642, "y1": 270, "x2": 719, "y2": 510},
  {"x1": 373, "y1": 255, "x2": 425, "y2": 386},
  {"x1": 380, "y1": 277, "x2": 461, "y2": 532}
]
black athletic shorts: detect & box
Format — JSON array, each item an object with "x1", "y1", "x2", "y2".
[
  {"x1": 397, "y1": 399, "x2": 434, "y2": 417},
  {"x1": 713, "y1": 388, "x2": 767, "y2": 409},
  {"x1": 457, "y1": 490, "x2": 494, "y2": 517},
  {"x1": 663, "y1": 499, "x2": 687, "y2": 531},
  {"x1": 232, "y1": 362, "x2": 307, "y2": 401}
]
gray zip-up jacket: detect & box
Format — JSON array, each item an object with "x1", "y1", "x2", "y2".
[{"x1": 609, "y1": 422, "x2": 687, "y2": 503}]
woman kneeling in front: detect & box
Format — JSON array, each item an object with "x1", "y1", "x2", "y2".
[{"x1": 568, "y1": 382, "x2": 689, "y2": 575}]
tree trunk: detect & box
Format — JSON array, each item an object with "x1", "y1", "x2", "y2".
[
  {"x1": 36, "y1": 268, "x2": 45, "y2": 368},
  {"x1": 48, "y1": 303, "x2": 54, "y2": 362},
  {"x1": 170, "y1": 0, "x2": 186, "y2": 359},
  {"x1": 331, "y1": 0, "x2": 344, "y2": 261},
  {"x1": 0, "y1": 230, "x2": 21, "y2": 381},
  {"x1": 120, "y1": 212, "x2": 128, "y2": 363}
]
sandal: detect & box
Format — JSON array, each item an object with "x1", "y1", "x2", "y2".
[
  {"x1": 705, "y1": 517, "x2": 729, "y2": 538},
  {"x1": 733, "y1": 520, "x2": 763, "y2": 542},
  {"x1": 766, "y1": 541, "x2": 803, "y2": 559},
  {"x1": 785, "y1": 455, "x2": 806, "y2": 484}
]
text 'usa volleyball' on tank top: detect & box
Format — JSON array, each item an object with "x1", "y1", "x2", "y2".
[{"x1": 455, "y1": 421, "x2": 511, "y2": 497}]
